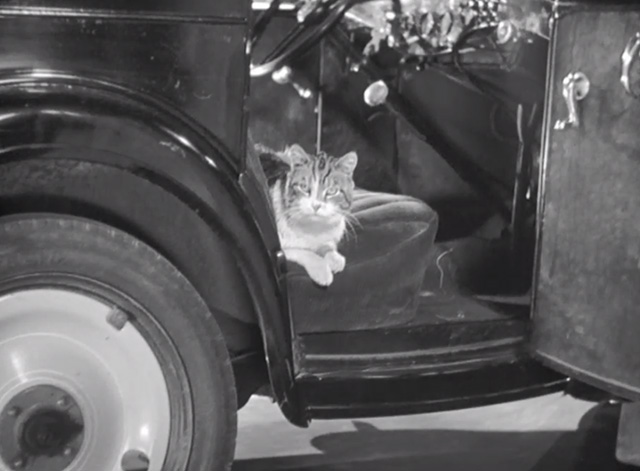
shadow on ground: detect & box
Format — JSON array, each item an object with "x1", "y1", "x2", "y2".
[{"x1": 234, "y1": 403, "x2": 634, "y2": 471}]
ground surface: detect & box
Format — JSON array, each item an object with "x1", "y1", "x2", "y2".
[{"x1": 235, "y1": 393, "x2": 634, "y2": 471}]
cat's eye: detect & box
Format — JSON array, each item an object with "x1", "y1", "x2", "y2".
[
  {"x1": 294, "y1": 182, "x2": 310, "y2": 194},
  {"x1": 325, "y1": 187, "x2": 340, "y2": 196}
]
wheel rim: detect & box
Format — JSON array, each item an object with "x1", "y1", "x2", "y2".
[{"x1": 0, "y1": 288, "x2": 171, "y2": 471}]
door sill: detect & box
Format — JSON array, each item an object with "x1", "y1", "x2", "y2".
[{"x1": 295, "y1": 317, "x2": 567, "y2": 419}]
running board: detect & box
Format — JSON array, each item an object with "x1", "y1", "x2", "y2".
[{"x1": 297, "y1": 348, "x2": 567, "y2": 419}]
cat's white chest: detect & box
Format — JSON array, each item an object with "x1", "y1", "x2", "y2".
[{"x1": 278, "y1": 220, "x2": 345, "y2": 250}]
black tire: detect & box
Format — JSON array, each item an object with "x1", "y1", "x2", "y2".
[{"x1": 0, "y1": 214, "x2": 237, "y2": 471}]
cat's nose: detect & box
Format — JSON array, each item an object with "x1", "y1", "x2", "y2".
[{"x1": 311, "y1": 202, "x2": 321, "y2": 212}]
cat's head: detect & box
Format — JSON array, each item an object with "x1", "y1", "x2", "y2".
[{"x1": 280, "y1": 144, "x2": 358, "y2": 224}]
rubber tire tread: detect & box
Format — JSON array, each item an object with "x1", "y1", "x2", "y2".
[{"x1": 0, "y1": 214, "x2": 237, "y2": 471}]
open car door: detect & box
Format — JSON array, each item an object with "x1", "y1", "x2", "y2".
[
  {"x1": 532, "y1": 3, "x2": 640, "y2": 463},
  {"x1": 533, "y1": 1, "x2": 640, "y2": 404}
]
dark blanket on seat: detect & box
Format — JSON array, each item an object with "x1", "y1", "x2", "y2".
[{"x1": 289, "y1": 189, "x2": 438, "y2": 334}]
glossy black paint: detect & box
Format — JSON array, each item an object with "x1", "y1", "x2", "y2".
[
  {"x1": 0, "y1": 0, "x2": 248, "y2": 20},
  {"x1": 0, "y1": 10, "x2": 248, "y2": 157},
  {"x1": 299, "y1": 342, "x2": 567, "y2": 419},
  {"x1": 299, "y1": 313, "x2": 527, "y2": 358},
  {"x1": 0, "y1": 2, "x2": 305, "y2": 424}
]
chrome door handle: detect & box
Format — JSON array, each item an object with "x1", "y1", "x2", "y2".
[
  {"x1": 554, "y1": 72, "x2": 590, "y2": 130},
  {"x1": 621, "y1": 32, "x2": 640, "y2": 97}
]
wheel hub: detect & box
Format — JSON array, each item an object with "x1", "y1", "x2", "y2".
[
  {"x1": 0, "y1": 288, "x2": 171, "y2": 471},
  {"x1": 0, "y1": 386, "x2": 83, "y2": 471}
]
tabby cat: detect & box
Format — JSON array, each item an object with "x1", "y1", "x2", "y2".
[{"x1": 257, "y1": 143, "x2": 358, "y2": 286}]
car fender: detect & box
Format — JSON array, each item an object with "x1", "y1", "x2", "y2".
[{"x1": 0, "y1": 72, "x2": 306, "y2": 425}]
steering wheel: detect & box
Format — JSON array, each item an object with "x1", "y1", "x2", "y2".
[{"x1": 250, "y1": 0, "x2": 362, "y2": 78}]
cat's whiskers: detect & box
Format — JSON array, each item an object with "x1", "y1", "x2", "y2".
[
  {"x1": 341, "y1": 211, "x2": 361, "y2": 242},
  {"x1": 343, "y1": 211, "x2": 361, "y2": 227},
  {"x1": 343, "y1": 217, "x2": 359, "y2": 242}
]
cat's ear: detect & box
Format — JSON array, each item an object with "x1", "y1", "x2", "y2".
[
  {"x1": 336, "y1": 151, "x2": 358, "y2": 175},
  {"x1": 285, "y1": 144, "x2": 310, "y2": 166}
]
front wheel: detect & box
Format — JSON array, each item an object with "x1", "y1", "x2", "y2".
[{"x1": 0, "y1": 215, "x2": 237, "y2": 471}]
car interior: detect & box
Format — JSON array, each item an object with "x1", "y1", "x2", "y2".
[{"x1": 246, "y1": 0, "x2": 549, "y2": 372}]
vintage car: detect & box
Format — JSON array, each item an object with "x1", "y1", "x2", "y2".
[{"x1": 0, "y1": 0, "x2": 638, "y2": 470}]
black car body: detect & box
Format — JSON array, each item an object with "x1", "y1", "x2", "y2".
[{"x1": 0, "y1": 0, "x2": 638, "y2": 470}]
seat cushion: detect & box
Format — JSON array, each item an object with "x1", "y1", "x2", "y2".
[{"x1": 289, "y1": 189, "x2": 438, "y2": 333}]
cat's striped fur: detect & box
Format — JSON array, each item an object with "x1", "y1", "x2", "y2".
[{"x1": 257, "y1": 143, "x2": 358, "y2": 286}]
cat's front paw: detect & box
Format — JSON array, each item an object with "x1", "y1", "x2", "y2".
[
  {"x1": 307, "y1": 260, "x2": 334, "y2": 287},
  {"x1": 324, "y1": 251, "x2": 346, "y2": 273}
]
